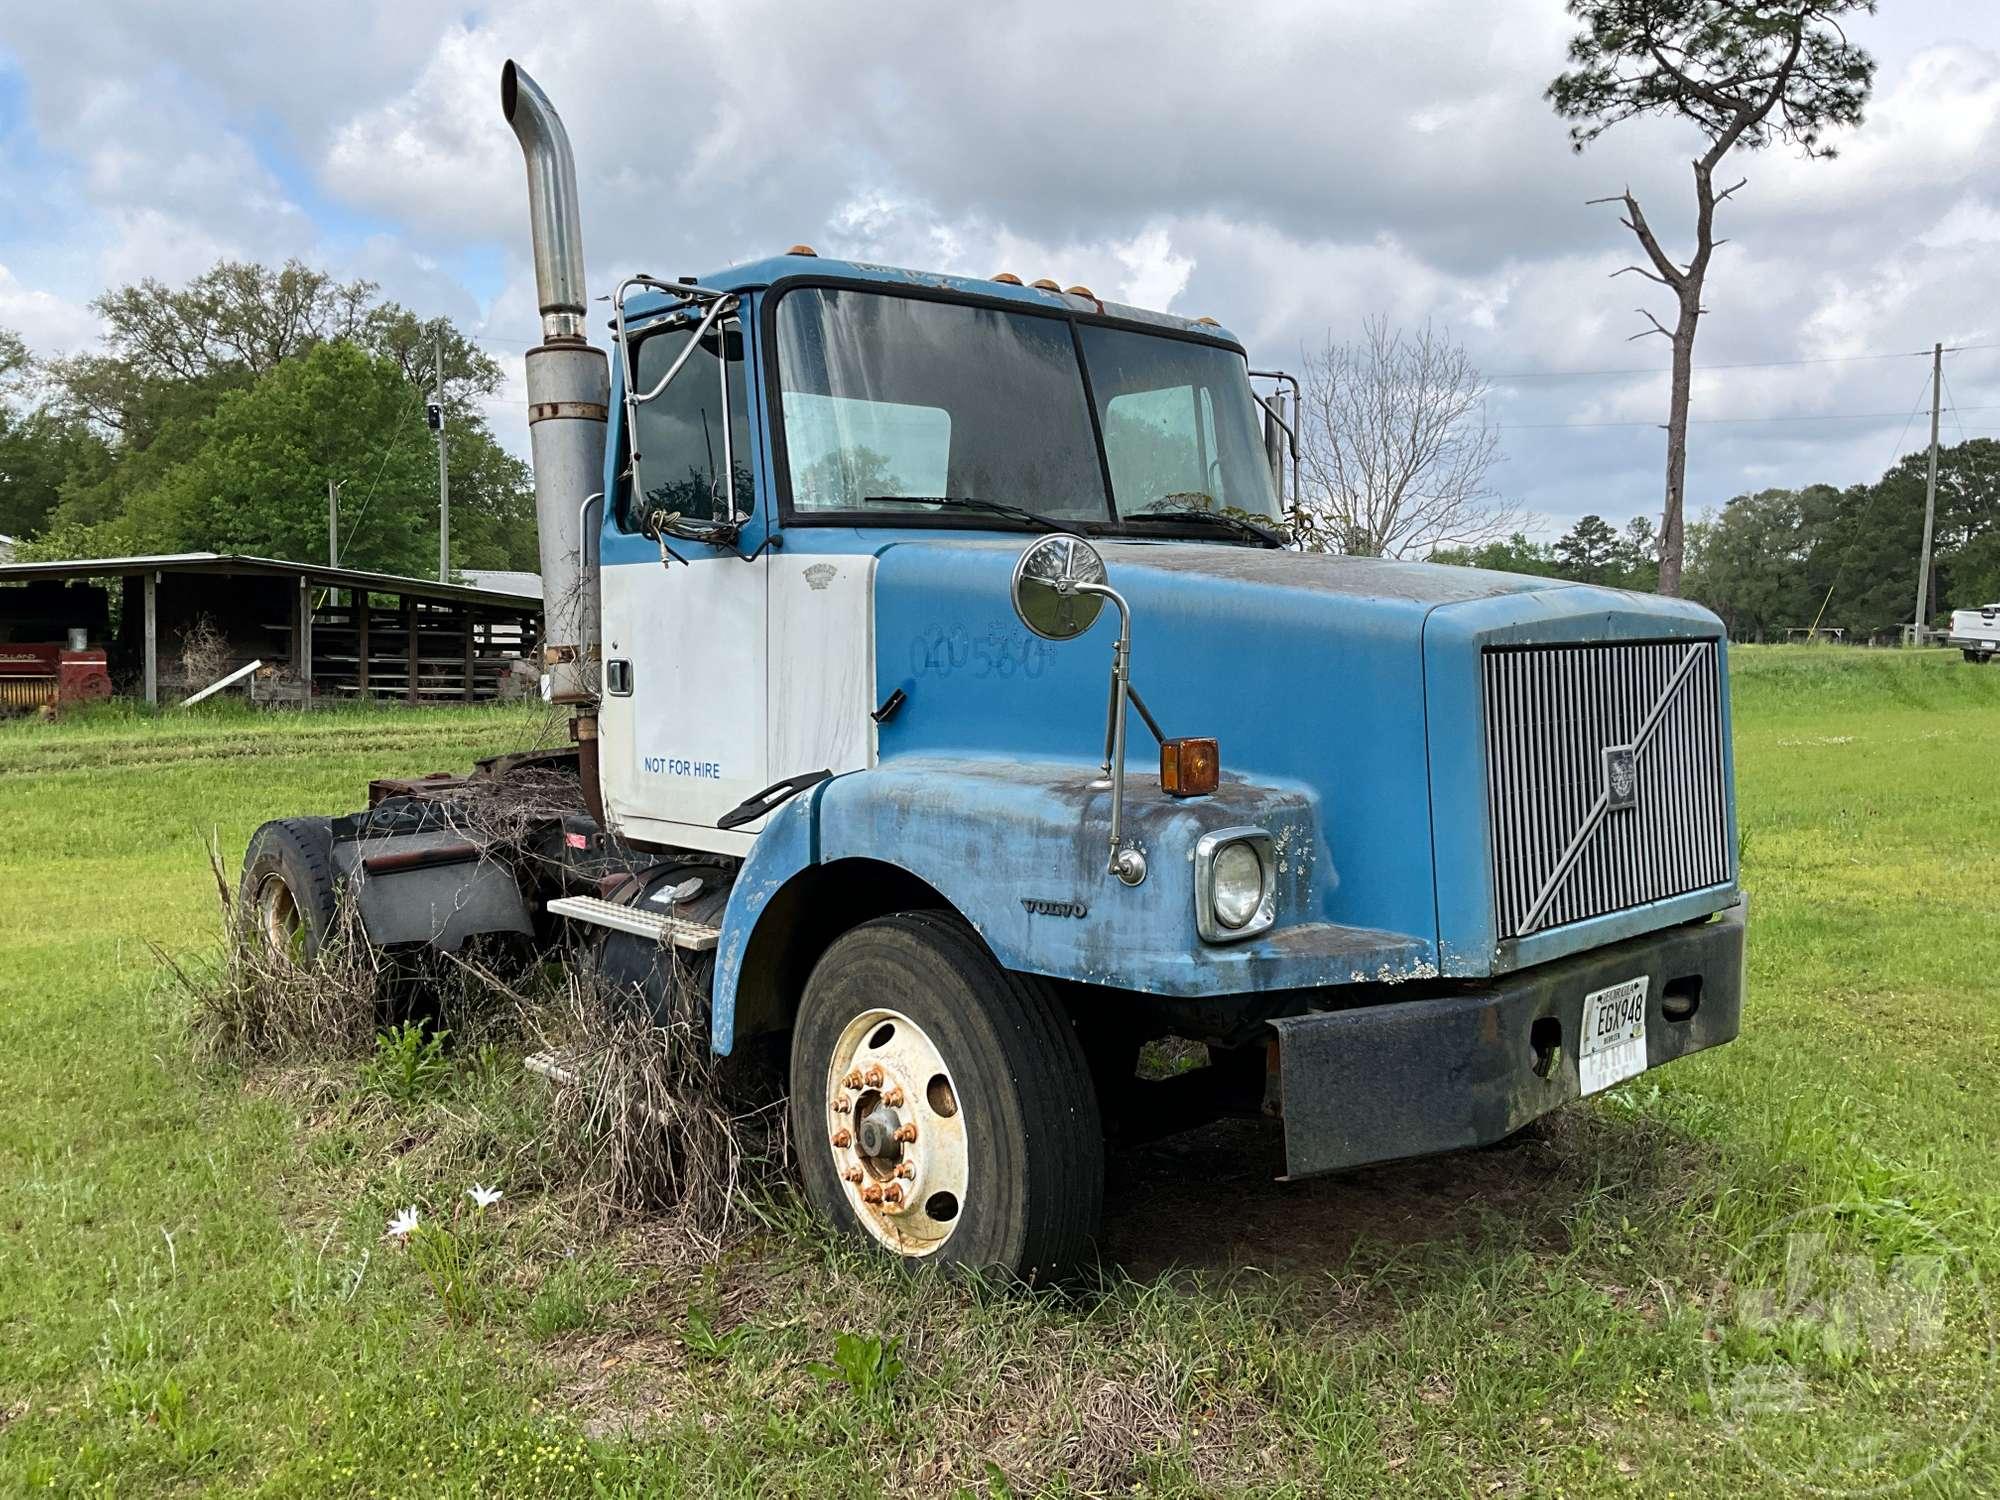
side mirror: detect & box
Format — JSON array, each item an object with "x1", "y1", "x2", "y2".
[
  {"x1": 1009, "y1": 534, "x2": 1146, "y2": 887},
  {"x1": 1010, "y1": 533, "x2": 1108, "y2": 640}
]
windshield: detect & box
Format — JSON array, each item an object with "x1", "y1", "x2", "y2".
[
  {"x1": 1079, "y1": 324, "x2": 1280, "y2": 522},
  {"x1": 772, "y1": 286, "x2": 1280, "y2": 528}
]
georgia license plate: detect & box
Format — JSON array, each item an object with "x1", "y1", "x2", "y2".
[{"x1": 1578, "y1": 976, "x2": 1649, "y2": 1095}]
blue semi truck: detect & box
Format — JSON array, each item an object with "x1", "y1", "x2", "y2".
[{"x1": 240, "y1": 62, "x2": 1745, "y2": 1277}]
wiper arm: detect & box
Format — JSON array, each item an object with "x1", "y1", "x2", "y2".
[
  {"x1": 861, "y1": 496, "x2": 1075, "y2": 533},
  {"x1": 1125, "y1": 508, "x2": 1290, "y2": 548}
]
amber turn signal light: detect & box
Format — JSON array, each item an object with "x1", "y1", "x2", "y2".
[{"x1": 1161, "y1": 737, "x2": 1220, "y2": 797}]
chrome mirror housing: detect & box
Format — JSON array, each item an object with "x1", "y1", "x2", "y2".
[
  {"x1": 1010, "y1": 533, "x2": 1108, "y2": 641},
  {"x1": 1009, "y1": 534, "x2": 1146, "y2": 887}
]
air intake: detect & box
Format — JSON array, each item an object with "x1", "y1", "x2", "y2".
[{"x1": 1483, "y1": 639, "x2": 1732, "y2": 938}]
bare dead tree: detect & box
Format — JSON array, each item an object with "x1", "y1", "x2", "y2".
[
  {"x1": 1294, "y1": 317, "x2": 1516, "y2": 558},
  {"x1": 1548, "y1": 0, "x2": 1876, "y2": 596}
]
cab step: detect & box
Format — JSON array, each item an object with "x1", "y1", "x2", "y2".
[{"x1": 545, "y1": 894, "x2": 720, "y2": 951}]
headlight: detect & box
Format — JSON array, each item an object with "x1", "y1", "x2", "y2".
[
  {"x1": 1211, "y1": 842, "x2": 1265, "y2": 929},
  {"x1": 1194, "y1": 827, "x2": 1277, "y2": 943}
]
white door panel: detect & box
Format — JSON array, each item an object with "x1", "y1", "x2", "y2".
[
  {"x1": 600, "y1": 555, "x2": 770, "y2": 838},
  {"x1": 768, "y1": 553, "x2": 878, "y2": 779}
]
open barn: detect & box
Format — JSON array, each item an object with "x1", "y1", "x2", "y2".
[{"x1": 0, "y1": 553, "x2": 543, "y2": 708}]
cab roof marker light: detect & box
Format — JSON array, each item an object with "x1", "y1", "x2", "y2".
[{"x1": 992, "y1": 272, "x2": 1024, "y2": 285}]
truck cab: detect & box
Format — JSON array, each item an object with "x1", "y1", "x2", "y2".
[{"x1": 241, "y1": 63, "x2": 1745, "y2": 1279}]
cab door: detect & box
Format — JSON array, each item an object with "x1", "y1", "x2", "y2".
[{"x1": 597, "y1": 304, "x2": 770, "y2": 852}]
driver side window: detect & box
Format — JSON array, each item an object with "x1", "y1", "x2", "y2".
[{"x1": 618, "y1": 320, "x2": 754, "y2": 531}]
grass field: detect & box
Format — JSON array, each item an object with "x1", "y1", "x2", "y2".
[{"x1": 1, "y1": 650, "x2": 1997, "y2": 1497}]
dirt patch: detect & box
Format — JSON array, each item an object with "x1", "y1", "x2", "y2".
[
  {"x1": 498, "y1": 1094, "x2": 1731, "y2": 1496},
  {"x1": 1097, "y1": 1105, "x2": 1711, "y2": 1280}
]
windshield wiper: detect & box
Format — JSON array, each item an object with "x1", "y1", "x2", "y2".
[
  {"x1": 861, "y1": 496, "x2": 1077, "y2": 533},
  {"x1": 1125, "y1": 508, "x2": 1290, "y2": 548}
]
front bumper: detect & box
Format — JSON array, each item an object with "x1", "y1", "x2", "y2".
[{"x1": 1267, "y1": 901, "x2": 1745, "y2": 1178}]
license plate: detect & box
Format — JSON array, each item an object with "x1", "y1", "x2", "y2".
[{"x1": 1578, "y1": 976, "x2": 1649, "y2": 1095}]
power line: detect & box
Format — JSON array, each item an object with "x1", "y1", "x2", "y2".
[
  {"x1": 1772, "y1": 368, "x2": 1937, "y2": 620},
  {"x1": 1488, "y1": 342, "x2": 1999, "y2": 381},
  {"x1": 334, "y1": 406, "x2": 415, "y2": 566},
  {"x1": 1498, "y1": 404, "x2": 2000, "y2": 432},
  {"x1": 1876, "y1": 368, "x2": 1938, "y2": 479},
  {"x1": 470, "y1": 322, "x2": 2000, "y2": 384},
  {"x1": 1939, "y1": 365, "x2": 1973, "y2": 449}
]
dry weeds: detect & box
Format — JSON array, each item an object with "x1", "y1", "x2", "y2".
[
  {"x1": 164, "y1": 840, "x2": 381, "y2": 1066},
  {"x1": 169, "y1": 823, "x2": 786, "y2": 1259},
  {"x1": 496, "y1": 952, "x2": 788, "y2": 1248},
  {"x1": 174, "y1": 613, "x2": 236, "y2": 695}
]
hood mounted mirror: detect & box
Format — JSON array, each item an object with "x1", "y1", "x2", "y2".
[
  {"x1": 1010, "y1": 534, "x2": 1108, "y2": 641},
  {"x1": 1009, "y1": 534, "x2": 1146, "y2": 886}
]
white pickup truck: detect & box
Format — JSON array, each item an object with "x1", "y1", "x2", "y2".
[{"x1": 1946, "y1": 604, "x2": 2000, "y2": 663}]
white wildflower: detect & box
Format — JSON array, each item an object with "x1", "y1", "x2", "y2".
[
  {"x1": 385, "y1": 1206, "x2": 420, "y2": 1239},
  {"x1": 467, "y1": 1185, "x2": 503, "y2": 1210}
]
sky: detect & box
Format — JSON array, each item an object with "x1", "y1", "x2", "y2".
[{"x1": 1, "y1": 1, "x2": 1995, "y2": 542}]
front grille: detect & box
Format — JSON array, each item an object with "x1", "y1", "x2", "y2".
[{"x1": 1483, "y1": 640, "x2": 1732, "y2": 939}]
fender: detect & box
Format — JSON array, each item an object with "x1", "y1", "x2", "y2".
[
  {"x1": 712, "y1": 779, "x2": 827, "y2": 1051},
  {"x1": 708, "y1": 757, "x2": 1433, "y2": 1053},
  {"x1": 331, "y1": 832, "x2": 535, "y2": 952}
]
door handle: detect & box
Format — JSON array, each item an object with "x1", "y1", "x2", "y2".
[{"x1": 717, "y1": 769, "x2": 832, "y2": 830}]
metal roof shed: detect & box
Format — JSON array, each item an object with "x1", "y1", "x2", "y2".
[{"x1": 0, "y1": 553, "x2": 544, "y2": 706}]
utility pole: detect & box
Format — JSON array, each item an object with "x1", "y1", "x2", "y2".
[
  {"x1": 327, "y1": 477, "x2": 342, "y2": 566},
  {"x1": 1912, "y1": 341, "x2": 1941, "y2": 645},
  {"x1": 434, "y1": 324, "x2": 450, "y2": 583}
]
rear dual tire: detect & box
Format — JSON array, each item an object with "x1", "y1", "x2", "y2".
[{"x1": 789, "y1": 913, "x2": 1103, "y2": 1280}]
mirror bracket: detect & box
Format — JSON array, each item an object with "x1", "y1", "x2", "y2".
[
  {"x1": 1075, "y1": 580, "x2": 1147, "y2": 887},
  {"x1": 1009, "y1": 534, "x2": 1148, "y2": 886}
]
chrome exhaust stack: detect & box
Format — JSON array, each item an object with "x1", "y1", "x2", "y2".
[{"x1": 501, "y1": 59, "x2": 606, "y2": 713}]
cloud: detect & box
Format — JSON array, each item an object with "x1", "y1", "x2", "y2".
[
  {"x1": 0, "y1": 0, "x2": 1994, "y2": 529},
  {"x1": 0, "y1": 263, "x2": 95, "y2": 353}
]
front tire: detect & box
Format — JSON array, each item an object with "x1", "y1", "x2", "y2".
[{"x1": 789, "y1": 913, "x2": 1103, "y2": 1279}]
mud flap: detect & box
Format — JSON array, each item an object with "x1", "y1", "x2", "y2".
[
  {"x1": 1266, "y1": 903, "x2": 1745, "y2": 1179},
  {"x1": 333, "y1": 833, "x2": 535, "y2": 953}
]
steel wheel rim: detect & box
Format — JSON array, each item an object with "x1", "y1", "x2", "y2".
[
  {"x1": 824, "y1": 1007, "x2": 968, "y2": 1255},
  {"x1": 253, "y1": 872, "x2": 305, "y2": 963}
]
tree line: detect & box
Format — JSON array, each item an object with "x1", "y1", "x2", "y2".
[
  {"x1": 1426, "y1": 438, "x2": 2000, "y2": 639},
  {"x1": 0, "y1": 259, "x2": 537, "y2": 577}
]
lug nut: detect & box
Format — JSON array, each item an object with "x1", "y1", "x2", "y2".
[
  {"x1": 843, "y1": 1069, "x2": 864, "y2": 1090},
  {"x1": 894, "y1": 1161, "x2": 915, "y2": 1179},
  {"x1": 882, "y1": 1184, "x2": 904, "y2": 1205},
  {"x1": 863, "y1": 1065, "x2": 885, "y2": 1088},
  {"x1": 832, "y1": 1095, "x2": 850, "y2": 1114},
  {"x1": 860, "y1": 1184, "x2": 884, "y2": 1204},
  {"x1": 894, "y1": 1123, "x2": 918, "y2": 1143},
  {"x1": 884, "y1": 1086, "x2": 905, "y2": 1108},
  {"x1": 831, "y1": 1129, "x2": 851, "y2": 1149},
  {"x1": 844, "y1": 1167, "x2": 863, "y2": 1184}
]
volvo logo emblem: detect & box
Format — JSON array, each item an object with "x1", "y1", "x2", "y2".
[
  {"x1": 1603, "y1": 744, "x2": 1638, "y2": 812},
  {"x1": 1021, "y1": 897, "x2": 1089, "y2": 919}
]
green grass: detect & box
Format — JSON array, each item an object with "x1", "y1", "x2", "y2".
[{"x1": 3, "y1": 653, "x2": 1998, "y2": 1497}]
